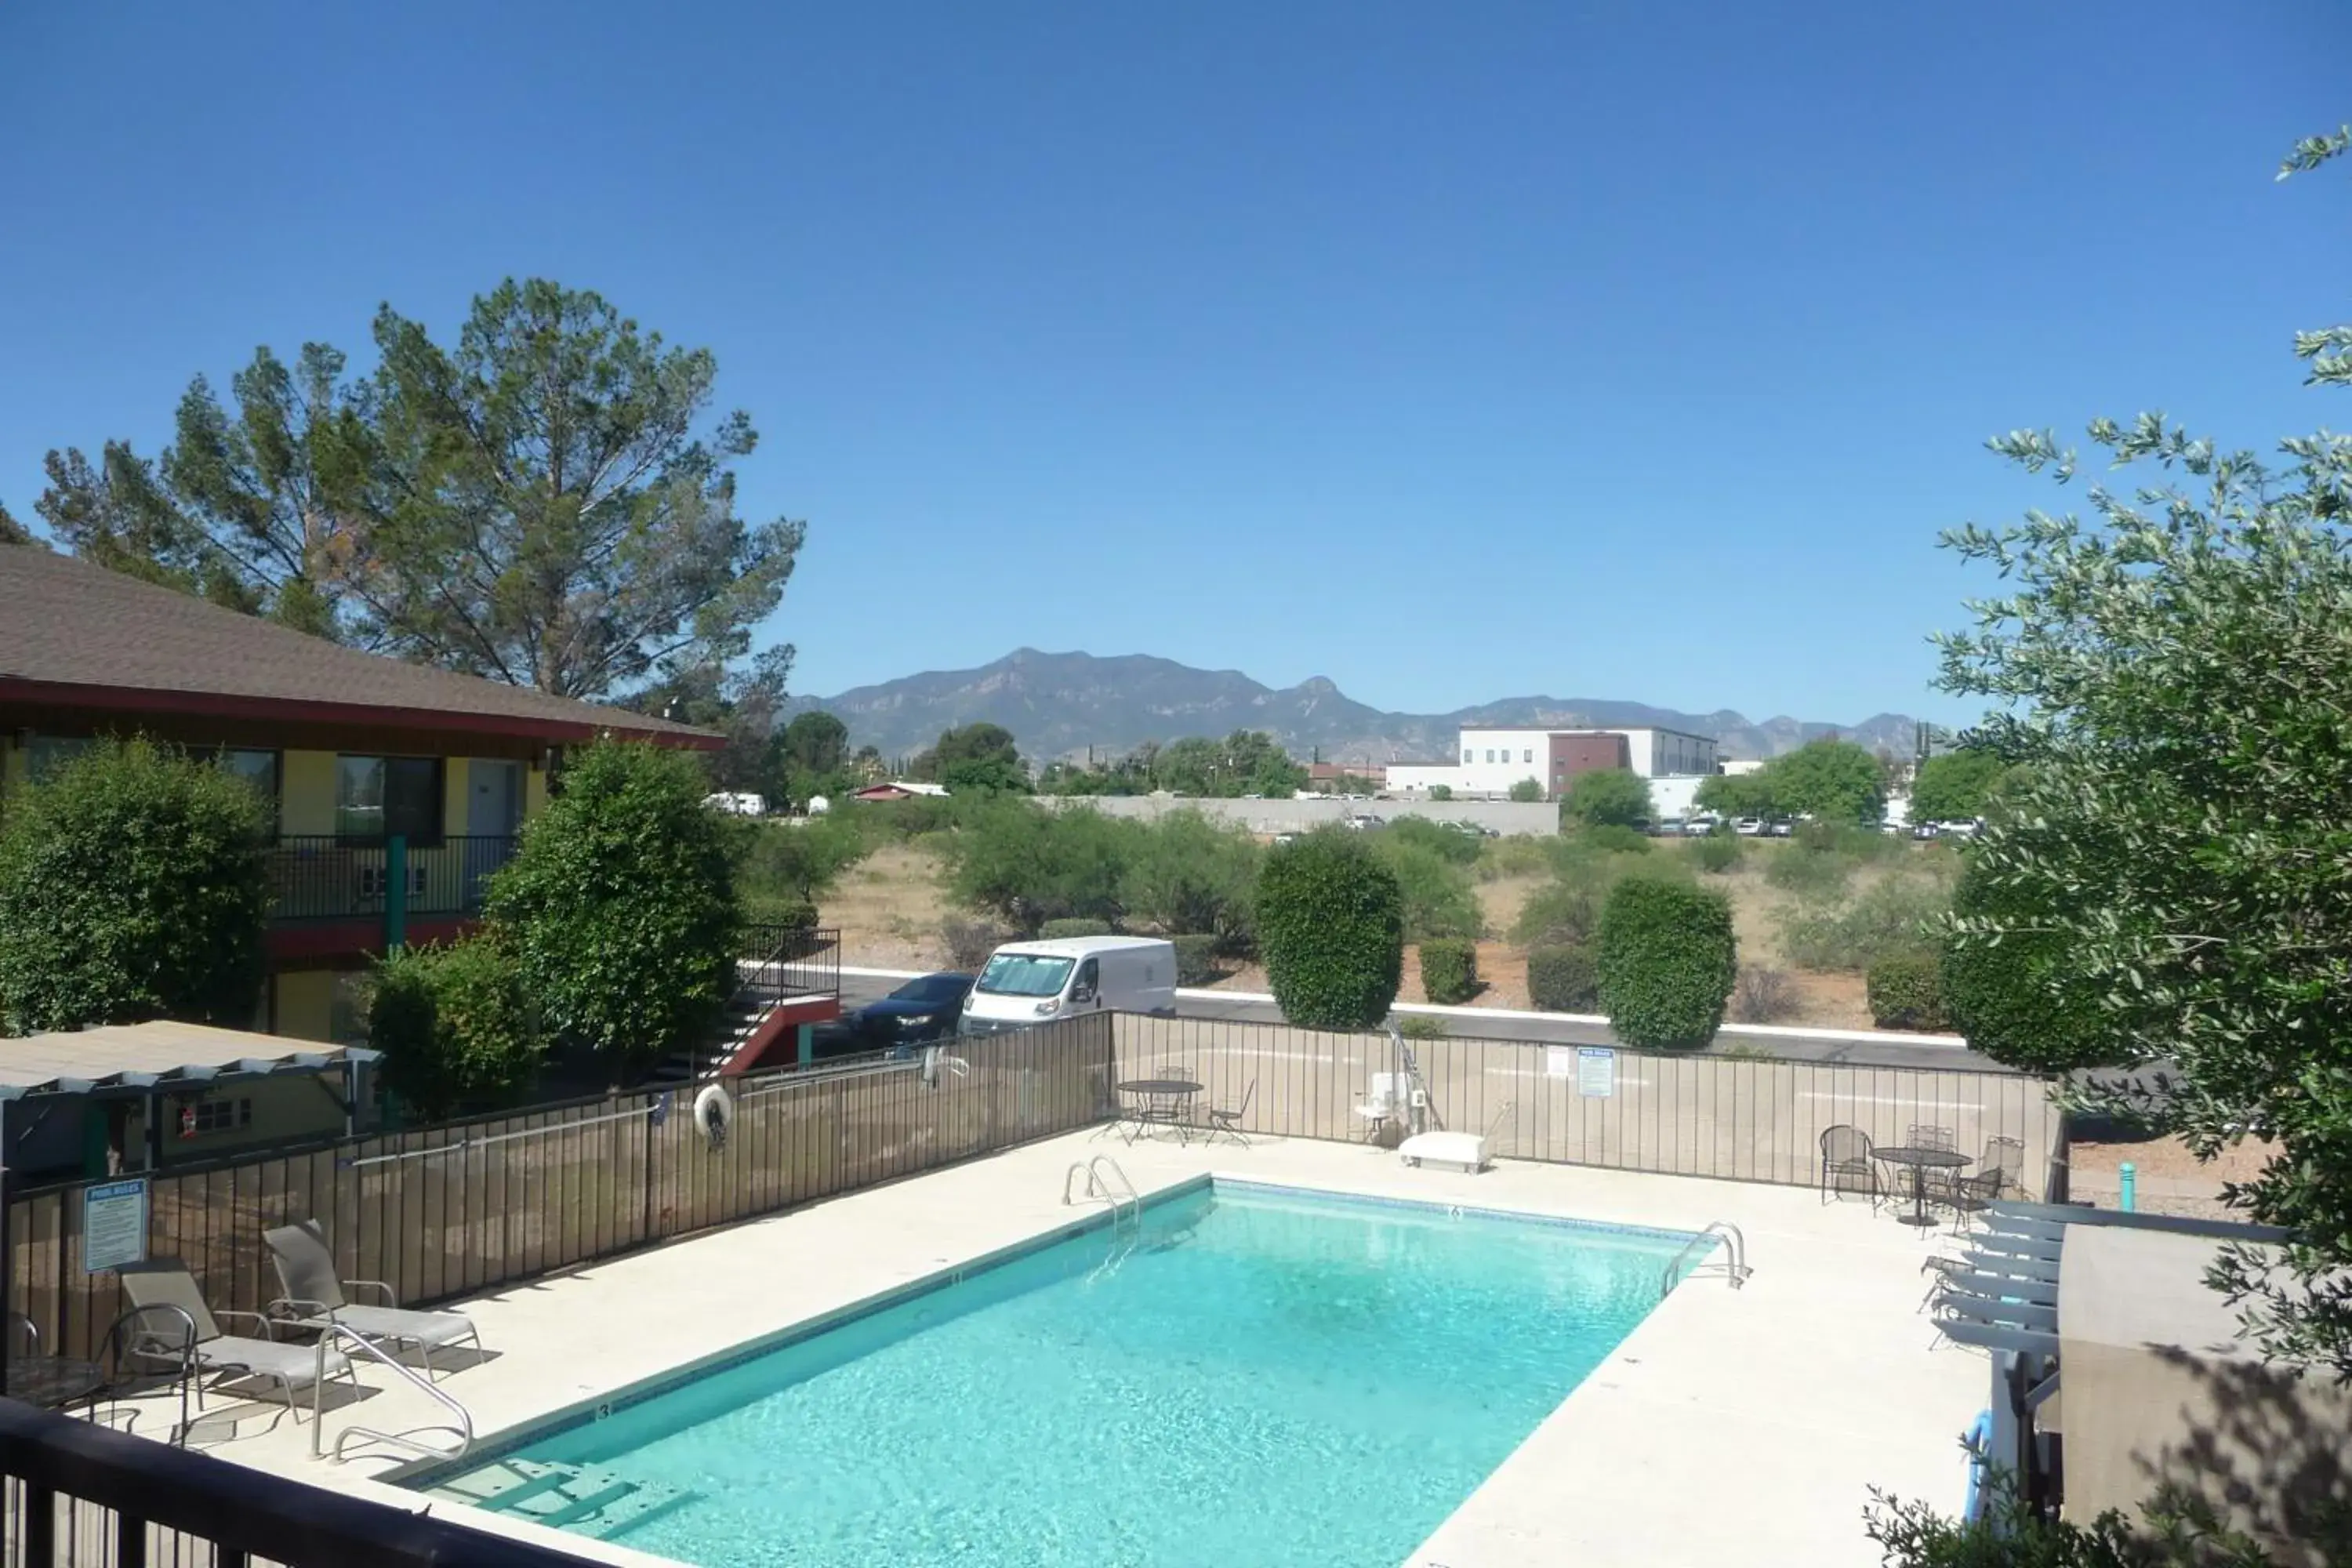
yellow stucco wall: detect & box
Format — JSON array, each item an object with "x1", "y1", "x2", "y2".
[
  {"x1": 274, "y1": 969, "x2": 337, "y2": 1042},
  {"x1": 443, "y1": 757, "x2": 470, "y2": 835},
  {"x1": 280, "y1": 750, "x2": 337, "y2": 835},
  {"x1": 526, "y1": 762, "x2": 548, "y2": 817}
]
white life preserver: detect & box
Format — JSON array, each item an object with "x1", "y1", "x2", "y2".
[{"x1": 692, "y1": 1083, "x2": 733, "y2": 1150}]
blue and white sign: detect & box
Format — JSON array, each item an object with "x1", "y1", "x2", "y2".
[
  {"x1": 1576, "y1": 1047, "x2": 1617, "y2": 1099},
  {"x1": 82, "y1": 1178, "x2": 149, "y2": 1273}
]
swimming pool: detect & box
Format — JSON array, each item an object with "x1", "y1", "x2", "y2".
[{"x1": 422, "y1": 1181, "x2": 1698, "y2": 1566}]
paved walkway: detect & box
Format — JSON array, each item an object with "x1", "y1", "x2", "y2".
[{"x1": 111, "y1": 1130, "x2": 1986, "y2": 1566}]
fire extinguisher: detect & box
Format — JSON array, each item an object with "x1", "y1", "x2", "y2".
[{"x1": 179, "y1": 1104, "x2": 198, "y2": 1140}]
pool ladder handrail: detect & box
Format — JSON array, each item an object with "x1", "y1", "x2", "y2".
[
  {"x1": 1661, "y1": 1221, "x2": 1752, "y2": 1298},
  {"x1": 1063, "y1": 1155, "x2": 1140, "y2": 1230},
  {"x1": 311, "y1": 1322, "x2": 476, "y2": 1465}
]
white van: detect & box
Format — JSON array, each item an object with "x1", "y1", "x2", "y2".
[{"x1": 957, "y1": 935, "x2": 1178, "y2": 1037}]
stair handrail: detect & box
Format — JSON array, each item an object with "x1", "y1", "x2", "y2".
[
  {"x1": 1661, "y1": 1221, "x2": 1752, "y2": 1298},
  {"x1": 311, "y1": 1323, "x2": 475, "y2": 1464}
]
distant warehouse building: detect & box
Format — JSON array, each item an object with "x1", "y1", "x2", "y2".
[{"x1": 1386, "y1": 725, "x2": 1720, "y2": 801}]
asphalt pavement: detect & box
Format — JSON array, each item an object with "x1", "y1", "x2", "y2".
[{"x1": 835, "y1": 969, "x2": 2013, "y2": 1073}]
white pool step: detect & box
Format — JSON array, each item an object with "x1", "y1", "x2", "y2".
[{"x1": 433, "y1": 1457, "x2": 692, "y2": 1541}]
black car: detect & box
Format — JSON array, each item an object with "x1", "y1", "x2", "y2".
[{"x1": 848, "y1": 972, "x2": 975, "y2": 1054}]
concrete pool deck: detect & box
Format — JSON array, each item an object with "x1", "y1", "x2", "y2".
[{"x1": 113, "y1": 1129, "x2": 1985, "y2": 1566}]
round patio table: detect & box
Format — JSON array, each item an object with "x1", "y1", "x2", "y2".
[
  {"x1": 1116, "y1": 1078, "x2": 1203, "y2": 1145},
  {"x1": 1873, "y1": 1146, "x2": 1971, "y2": 1227}
]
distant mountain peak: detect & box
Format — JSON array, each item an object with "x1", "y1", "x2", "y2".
[{"x1": 799, "y1": 650, "x2": 1920, "y2": 764}]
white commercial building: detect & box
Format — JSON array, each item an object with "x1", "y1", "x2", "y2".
[{"x1": 1386, "y1": 725, "x2": 1722, "y2": 801}]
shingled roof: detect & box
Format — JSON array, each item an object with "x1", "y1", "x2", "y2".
[{"x1": 0, "y1": 545, "x2": 718, "y2": 746}]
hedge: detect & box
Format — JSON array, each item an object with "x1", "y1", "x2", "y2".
[
  {"x1": 1939, "y1": 855, "x2": 2108, "y2": 1072},
  {"x1": 1595, "y1": 879, "x2": 1737, "y2": 1048},
  {"x1": 1255, "y1": 831, "x2": 1404, "y2": 1030},
  {"x1": 1526, "y1": 944, "x2": 1599, "y2": 1012},
  {"x1": 1866, "y1": 951, "x2": 1948, "y2": 1031},
  {"x1": 1040, "y1": 918, "x2": 1114, "y2": 940},
  {"x1": 1417, "y1": 938, "x2": 1478, "y2": 1004},
  {"x1": 1170, "y1": 933, "x2": 1221, "y2": 986},
  {"x1": 0, "y1": 738, "x2": 270, "y2": 1033},
  {"x1": 370, "y1": 937, "x2": 544, "y2": 1120}
]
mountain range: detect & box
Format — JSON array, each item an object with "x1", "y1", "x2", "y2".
[{"x1": 794, "y1": 649, "x2": 1922, "y2": 765}]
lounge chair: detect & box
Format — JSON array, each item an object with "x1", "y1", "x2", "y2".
[
  {"x1": 1819, "y1": 1124, "x2": 1882, "y2": 1208},
  {"x1": 1203, "y1": 1080, "x2": 1254, "y2": 1146},
  {"x1": 264, "y1": 1219, "x2": 483, "y2": 1379},
  {"x1": 111, "y1": 1259, "x2": 357, "y2": 1438}
]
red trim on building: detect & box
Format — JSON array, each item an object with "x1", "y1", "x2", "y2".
[
  {"x1": 266, "y1": 916, "x2": 476, "y2": 965},
  {"x1": 723, "y1": 993, "x2": 848, "y2": 1076}
]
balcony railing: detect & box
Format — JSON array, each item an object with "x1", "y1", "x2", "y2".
[{"x1": 267, "y1": 835, "x2": 518, "y2": 925}]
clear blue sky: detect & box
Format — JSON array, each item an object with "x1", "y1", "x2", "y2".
[{"x1": 2, "y1": 3, "x2": 2343, "y2": 728}]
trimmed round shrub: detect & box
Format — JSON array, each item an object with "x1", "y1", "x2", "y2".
[
  {"x1": 1526, "y1": 944, "x2": 1599, "y2": 1011},
  {"x1": 1169, "y1": 933, "x2": 1221, "y2": 986},
  {"x1": 1689, "y1": 833, "x2": 1742, "y2": 874},
  {"x1": 1866, "y1": 951, "x2": 1949, "y2": 1030},
  {"x1": 1940, "y1": 855, "x2": 2112, "y2": 1071},
  {"x1": 1595, "y1": 880, "x2": 1737, "y2": 1048},
  {"x1": 1255, "y1": 831, "x2": 1404, "y2": 1030},
  {"x1": 487, "y1": 740, "x2": 740, "y2": 1069},
  {"x1": 1417, "y1": 938, "x2": 1479, "y2": 1004},
  {"x1": 0, "y1": 738, "x2": 269, "y2": 1033},
  {"x1": 369, "y1": 937, "x2": 543, "y2": 1120},
  {"x1": 1039, "y1": 917, "x2": 1114, "y2": 940}
]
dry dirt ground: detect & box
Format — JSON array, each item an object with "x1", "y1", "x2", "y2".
[
  {"x1": 2067, "y1": 1134, "x2": 2282, "y2": 1221},
  {"x1": 818, "y1": 842, "x2": 1898, "y2": 1030}
]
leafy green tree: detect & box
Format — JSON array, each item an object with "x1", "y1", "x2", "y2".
[
  {"x1": 0, "y1": 739, "x2": 269, "y2": 1033},
  {"x1": 1563, "y1": 768, "x2": 1652, "y2": 829},
  {"x1": 33, "y1": 443, "x2": 248, "y2": 607},
  {"x1": 1695, "y1": 771, "x2": 1777, "y2": 818},
  {"x1": 741, "y1": 810, "x2": 872, "y2": 910},
  {"x1": 1370, "y1": 837, "x2": 1483, "y2": 943},
  {"x1": 917, "y1": 723, "x2": 1029, "y2": 795},
  {"x1": 624, "y1": 644, "x2": 794, "y2": 796},
  {"x1": 0, "y1": 499, "x2": 32, "y2": 546},
  {"x1": 775, "y1": 711, "x2": 849, "y2": 783},
  {"x1": 368, "y1": 937, "x2": 544, "y2": 1119},
  {"x1": 1595, "y1": 879, "x2": 1737, "y2": 1048},
  {"x1": 1909, "y1": 747, "x2": 2009, "y2": 824},
  {"x1": 1506, "y1": 777, "x2": 1544, "y2": 803},
  {"x1": 1120, "y1": 811, "x2": 1261, "y2": 949},
  {"x1": 1426, "y1": 783, "x2": 1454, "y2": 801},
  {"x1": 945, "y1": 800, "x2": 1132, "y2": 931},
  {"x1": 1759, "y1": 739, "x2": 1885, "y2": 823},
  {"x1": 1928, "y1": 125, "x2": 2352, "y2": 1376},
  {"x1": 1256, "y1": 831, "x2": 1404, "y2": 1030},
  {"x1": 486, "y1": 740, "x2": 739, "y2": 1073}
]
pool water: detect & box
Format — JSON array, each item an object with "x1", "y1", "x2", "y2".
[{"x1": 426, "y1": 1183, "x2": 1694, "y2": 1567}]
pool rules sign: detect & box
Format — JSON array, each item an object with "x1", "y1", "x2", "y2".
[
  {"x1": 82, "y1": 1178, "x2": 149, "y2": 1273},
  {"x1": 1548, "y1": 1046, "x2": 1617, "y2": 1098}
]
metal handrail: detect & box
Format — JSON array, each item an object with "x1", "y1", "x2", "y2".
[
  {"x1": 1062, "y1": 1156, "x2": 1140, "y2": 1228},
  {"x1": 1661, "y1": 1221, "x2": 1752, "y2": 1298},
  {"x1": 310, "y1": 1323, "x2": 474, "y2": 1464}
]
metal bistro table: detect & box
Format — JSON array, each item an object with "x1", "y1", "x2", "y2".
[
  {"x1": 1873, "y1": 1146, "x2": 1972, "y2": 1227},
  {"x1": 1117, "y1": 1078, "x2": 1204, "y2": 1145}
]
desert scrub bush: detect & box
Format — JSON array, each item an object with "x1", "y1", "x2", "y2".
[
  {"x1": 1370, "y1": 837, "x2": 1483, "y2": 943},
  {"x1": 1595, "y1": 879, "x2": 1737, "y2": 1048},
  {"x1": 1477, "y1": 836, "x2": 1552, "y2": 881},
  {"x1": 1526, "y1": 943, "x2": 1600, "y2": 1011},
  {"x1": 1688, "y1": 833, "x2": 1743, "y2": 874},
  {"x1": 1729, "y1": 964, "x2": 1800, "y2": 1024},
  {"x1": 1778, "y1": 875, "x2": 1951, "y2": 972},
  {"x1": 1764, "y1": 842, "x2": 1856, "y2": 899},
  {"x1": 1039, "y1": 918, "x2": 1114, "y2": 939},
  {"x1": 1867, "y1": 951, "x2": 1949, "y2": 1031},
  {"x1": 1397, "y1": 1012, "x2": 1450, "y2": 1040},
  {"x1": 1256, "y1": 830, "x2": 1404, "y2": 1029},
  {"x1": 1577, "y1": 823, "x2": 1651, "y2": 855},
  {"x1": 1170, "y1": 933, "x2": 1221, "y2": 985},
  {"x1": 1417, "y1": 938, "x2": 1479, "y2": 1004},
  {"x1": 940, "y1": 914, "x2": 1010, "y2": 970}
]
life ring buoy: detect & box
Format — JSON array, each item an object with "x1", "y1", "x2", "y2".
[{"x1": 692, "y1": 1083, "x2": 733, "y2": 1150}]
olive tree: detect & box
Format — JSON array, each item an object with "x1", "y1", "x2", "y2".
[{"x1": 1932, "y1": 124, "x2": 2352, "y2": 1375}]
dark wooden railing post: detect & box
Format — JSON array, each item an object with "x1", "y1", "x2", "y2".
[{"x1": 384, "y1": 834, "x2": 408, "y2": 951}]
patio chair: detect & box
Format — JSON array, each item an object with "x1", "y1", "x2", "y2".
[
  {"x1": 1943, "y1": 1162, "x2": 2014, "y2": 1236},
  {"x1": 1906, "y1": 1123, "x2": 1957, "y2": 1152},
  {"x1": 110, "y1": 1258, "x2": 357, "y2": 1439},
  {"x1": 1203, "y1": 1080, "x2": 1255, "y2": 1147},
  {"x1": 1933, "y1": 1135, "x2": 2027, "y2": 1206},
  {"x1": 1355, "y1": 1074, "x2": 1401, "y2": 1140},
  {"x1": 1818, "y1": 1124, "x2": 1882, "y2": 1208},
  {"x1": 1918, "y1": 1254, "x2": 1968, "y2": 1315},
  {"x1": 263, "y1": 1220, "x2": 484, "y2": 1380}
]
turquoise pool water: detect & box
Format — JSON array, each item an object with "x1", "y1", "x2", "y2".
[{"x1": 426, "y1": 1183, "x2": 1694, "y2": 1567}]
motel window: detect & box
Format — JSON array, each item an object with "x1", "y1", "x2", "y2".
[
  {"x1": 214, "y1": 748, "x2": 281, "y2": 801},
  {"x1": 336, "y1": 756, "x2": 444, "y2": 844},
  {"x1": 189, "y1": 1098, "x2": 253, "y2": 1136},
  {"x1": 24, "y1": 736, "x2": 93, "y2": 782}
]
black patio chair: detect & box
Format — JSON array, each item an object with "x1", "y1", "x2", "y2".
[
  {"x1": 1906, "y1": 1123, "x2": 1957, "y2": 1152},
  {"x1": 1204, "y1": 1080, "x2": 1255, "y2": 1146},
  {"x1": 1820, "y1": 1124, "x2": 1882, "y2": 1208}
]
